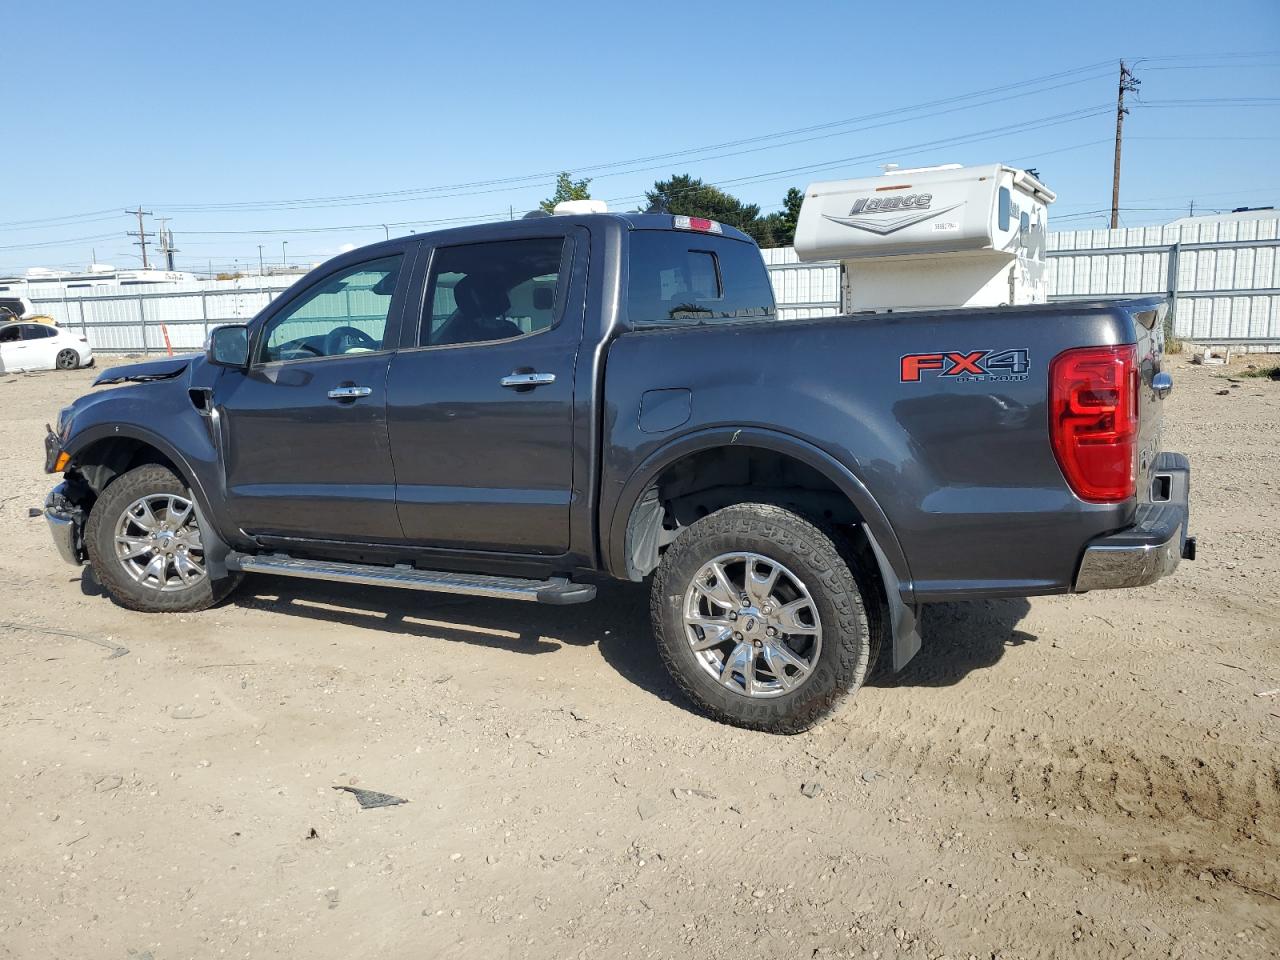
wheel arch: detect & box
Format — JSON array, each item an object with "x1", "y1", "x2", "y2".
[
  {"x1": 606, "y1": 427, "x2": 913, "y2": 599},
  {"x1": 65, "y1": 426, "x2": 201, "y2": 502},
  {"x1": 64, "y1": 425, "x2": 232, "y2": 581}
]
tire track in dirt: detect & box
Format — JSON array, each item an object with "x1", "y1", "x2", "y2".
[{"x1": 831, "y1": 704, "x2": 1279, "y2": 840}]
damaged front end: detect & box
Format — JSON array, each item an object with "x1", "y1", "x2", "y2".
[{"x1": 45, "y1": 482, "x2": 87, "y2": 566}]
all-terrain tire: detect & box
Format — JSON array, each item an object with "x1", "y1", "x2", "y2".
[
  {"x1": 650, "y1": 503, "x2": 878, "y2": 734},
  {"x1": 85, "y1": 464, "x2": 240, "y2": 613}
]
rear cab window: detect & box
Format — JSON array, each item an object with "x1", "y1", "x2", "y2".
[{"x1": 627, "y1": 231, "x2": 775, "y2": 327}]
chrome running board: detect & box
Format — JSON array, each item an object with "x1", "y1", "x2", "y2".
[{"x1": 227, "y1": 552, "x2": 596, "y2": 605}]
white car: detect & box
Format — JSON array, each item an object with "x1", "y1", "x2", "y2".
[{"x1": 0, "y1": 322, "x2": 94, "y2": 372}]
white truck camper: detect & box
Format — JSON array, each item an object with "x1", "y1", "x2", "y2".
[{"x1": 793, "y1": 163, "x2": 1056, "y2": 313}]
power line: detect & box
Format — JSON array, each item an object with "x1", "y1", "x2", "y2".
[
  {"x1": 131, "y1": 60, "x2": 1271, "y2": 218},
  {"x1": 160, "y1": 105, "x2": 1114, "y2": 239},
  {"x1": 8, "y1": 94, "x2": 1274, "y2": 258},
  {"x1": 0, "y1": 210, "x2": 124, "y2": 231},
  {"x1": 1135, "y1": 97, "x2": 1280, "y2": 106},
  {"x1": 150, "y1": 61, "x2": 1119, "y2": 214},
  {"x1": 0, "y1": 103, "x2": 1119, "y2": 253},
  {"x1": 6, "y1": 54, "x2": 1273, "y2": 232},
  {"x1": 1130, "y1": 50, "x2": 1280, "y2": 63},
  {"x1": 0, "y1": 231, "x2": 121, "y2": 251},
  {"x1": 1142, "y1": 62, "x2": 1280, "y2": 71}
]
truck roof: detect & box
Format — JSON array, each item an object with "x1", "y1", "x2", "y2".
[{"x1": 336, "y1": 213, "x2": 758, "y2": 263}]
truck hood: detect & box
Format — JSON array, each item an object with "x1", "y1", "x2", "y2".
[{"x1": 93, "y1": 354, "x2": 201, "y2": 386}]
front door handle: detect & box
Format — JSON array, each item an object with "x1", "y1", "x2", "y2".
[
  {"x1": 500, "y1": 372, "x2": 556, "y2": 389},
  {"x1": 327, "y1": 385, "x2": 373, "y2": 400}
]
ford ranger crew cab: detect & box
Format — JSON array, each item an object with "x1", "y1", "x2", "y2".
[{"x1": 42, "y1": 212, "x2": 1194, "y2": 732}]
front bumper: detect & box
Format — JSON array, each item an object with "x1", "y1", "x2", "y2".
[
  {"x1": 45, "y1": 483, "x2": 86, "y2": 566},
  {"x1": 1073, "y1": 452, "x2": 1194, "y2": 592}
]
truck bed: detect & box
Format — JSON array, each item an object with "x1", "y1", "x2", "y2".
[{"x1": 601, "y1": 298, "x2": 1168, "y2": 602}]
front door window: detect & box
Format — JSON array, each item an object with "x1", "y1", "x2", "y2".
[{"x1": 259, "y1": 256, "x2": 403, "y2": 363}]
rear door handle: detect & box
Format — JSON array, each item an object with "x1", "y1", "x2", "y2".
[
  {"x1": 327, "y1": 385, "x2": 373, "y2": 400},
  {"x1": 500, "y1": 372, "x2": 556, "y2": 389}
]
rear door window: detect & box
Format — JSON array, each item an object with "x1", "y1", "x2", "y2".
[
  {"x1": 419, "y1": 237, "x2": 568, "y2": 347},
  {"x1": 627, "y1": 232, "x2": 775, "y2": 326}
]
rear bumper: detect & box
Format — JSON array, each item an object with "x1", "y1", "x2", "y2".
[
  {"x1": 1073, "y1": 452, "x2": 1194, "y2": 592},
  {"x1": 45, "y1": 483, "x2": 86, "y2": 566}
]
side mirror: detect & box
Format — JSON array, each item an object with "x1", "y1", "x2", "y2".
[{"x1": 207, "y1": 324, "x2": 249, "y2": 368}]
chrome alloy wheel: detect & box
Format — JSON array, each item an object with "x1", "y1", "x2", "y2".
[
  {"x1": 113, "y1": 493, "x2": 207, "y2": 591},
  {"x1": 682, "y1": 552, "x2": 822, "y2": 698}
]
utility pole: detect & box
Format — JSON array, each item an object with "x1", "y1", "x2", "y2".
[
  {"x1": 126, "y1": 206, "x2": 153, "y2": 269},
  {"x1": 282, "y1": 241, "x2": 288, "y2": 268},
  {"x1": 258, "y1": 244, "x2": 264, "y2": 276},
  {"x1": 382, "y1": 223, "x2": 389, "y2": 240},
  {"x1": 156, "y1": 217, "x2": 179, "y2": 271},
  {"x1": 1188, "y1": 199, "x2": 1196, "y2": 218},
  {"x1": 1110, "y1": 60, "x2": 1140, "y2": 230}
]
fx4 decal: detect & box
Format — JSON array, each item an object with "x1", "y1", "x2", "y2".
[{"x1": 900, "y1": 349, "x2": 1031, "y2": 383}]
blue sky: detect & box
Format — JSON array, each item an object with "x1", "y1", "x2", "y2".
[{"x1": 3, "y1": 0, "x2": 1278, "y2": 274}]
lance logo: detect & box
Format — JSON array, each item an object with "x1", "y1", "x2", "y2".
[{"x1": 824, "y1": 192, "x2": 964, "y2": 236}]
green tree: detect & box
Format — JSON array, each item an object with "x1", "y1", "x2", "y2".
[
  {"x1": 758, "y1": 187, "x2": 805, "y2": 247},
  {"x1": 540, "y1": 172, "x2": 593, "y2": 213},
  {"x1": 645, "y1": 175, "x2": 775, "y2": 246},
  {"x1": 645, "y1": 177, "x2": 807, "y2": 247}
]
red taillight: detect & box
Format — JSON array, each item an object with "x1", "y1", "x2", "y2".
[{"x1": 1049, "y1": 344, "x2": 1139, "y2": 502}]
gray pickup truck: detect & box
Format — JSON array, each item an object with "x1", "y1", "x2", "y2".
[{"x1": 42, "y1": 212, "x2": 1193, "y2": 732}]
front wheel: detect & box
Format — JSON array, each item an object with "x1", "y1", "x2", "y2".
[
  {"x1": 84, "y1": 464, "x2": 240, "y2": 612},
  {"x1": 650, "y1": 503, "x2": 878, "y2": 734}
]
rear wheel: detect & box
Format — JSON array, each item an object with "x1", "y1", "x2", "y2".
[
  {"x1": 650, "y1": 503, "x2": 877, "y2": 734},
  {"x1": 55, "y1": 349, "x2": 79, "y2": 370},
  {"x1": 85, "y1": 464, "x2": 239, "y2": 612}
]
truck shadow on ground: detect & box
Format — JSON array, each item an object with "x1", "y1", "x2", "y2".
[
  {"x1": 80, "y1": 567, "x2": 1034, "y2": 705},
  {"x1": 868, "y1": 597, "x2": 1035, "y2": 688},
  {"x1": 200, "y1": 573, "x2": 1036, "y2": 704}
]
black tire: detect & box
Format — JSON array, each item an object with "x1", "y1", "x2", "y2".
[
  {"x1": 56, "y1": 349, "x2": 79, "y2": 370},
  {"x1": 84, "y1": 464, "x2": 240, "y2": 613},
  {"x1": 650, "y1": 503, "x2": 878, "y2": 734}
]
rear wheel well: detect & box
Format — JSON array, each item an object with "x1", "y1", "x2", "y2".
[
  {"x1": 624, "y1": 445, "x2": 869, "y2": 579},
  {"x1": 66, "y1": 438, "x2": 184, "y2": 510}
]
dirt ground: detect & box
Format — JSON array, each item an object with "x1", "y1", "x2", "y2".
[{"x1": 0, "y1": 353, "x2": 1276, "y2": 960}]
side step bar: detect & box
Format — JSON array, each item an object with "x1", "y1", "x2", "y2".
[{"x1": 226, "y1": 553, "x2": 597, "y2": 605}]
